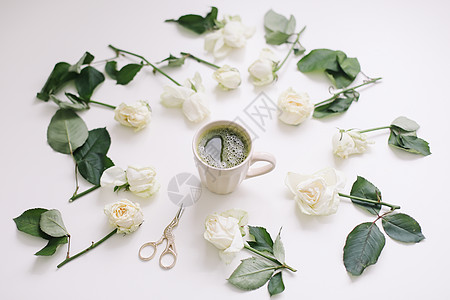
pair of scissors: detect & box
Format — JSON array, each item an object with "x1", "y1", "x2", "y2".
[{"x1": 138, "y1": 205, "x2": 184, "y2": 269}]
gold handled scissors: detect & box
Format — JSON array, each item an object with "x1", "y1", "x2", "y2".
[{"x1": 138, "y1": 205, "x2": 184, "y2": 269}]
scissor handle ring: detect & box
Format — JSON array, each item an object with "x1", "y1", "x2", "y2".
[
  {"x1": 138, "y1": 242, "x2": 157, "y2": 261},
  {"x1": 159, "y1": 248, "x2": 177, "y2": 270}
]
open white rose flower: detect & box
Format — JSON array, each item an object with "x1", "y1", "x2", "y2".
[
  {"x1": 100, "y1": 166, "x2": 127, "y2": 187},
  {"x1": 160, "y1": 72, "x2": 210, "y2": 123},
  {"x1": 104, "y1": 199, "x2": 144, "y2": 234},
  {"x1": 160, "y1": 85, "x2": 193, "y2": 108},
  {"x1": 114, "y1": 100, "x2": 151, "y2": 131},
  {"x1": 182, "y1": 92, "x2": 210, "y2": 122},
  {"x1": 278, "y1": 87, "x2": 314, "y2": 125},
  {"x1": 126, "y1": 165, "x2": 160, "y2": 198},
  {"x1": 285, "y1": 168, "x2": 345, "y2": 216},
  {"x1": 204, "y1": 15, "x2": 255, "y2": 58},
  {"x1": 204, "y1": 209, "x2": 248, "y2": 264},
  {"x1": 332, "y1": 130, "x2": 373, "y2": 159},
  {"x1": 212, "y1": 65, "x2": 241, "y2": 90},
  {"x1": 248, "y1": 48, "x2": 278, "y2": 86}
]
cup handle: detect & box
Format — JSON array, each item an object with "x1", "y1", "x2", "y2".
[{"x1": 245, "y1": 152, "x2": 276, "y2": 179}]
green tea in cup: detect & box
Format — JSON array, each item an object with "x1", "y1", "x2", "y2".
[{"x1": 197, "y1": 125, "x2": 250, "y2": 169}]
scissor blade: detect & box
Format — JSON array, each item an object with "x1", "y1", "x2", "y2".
[{"x1": 175, "y1": 204, "x2": 185, "y2": 219}]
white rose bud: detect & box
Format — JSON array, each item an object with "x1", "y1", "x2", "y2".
[
  {"x1": 332, "y1": 130, "x2": 373, "y2": 159},
  {"x1": 104, "y1": 199, "x2": 144, "y2": 234},
  {"x1": 100, "y1": 166, "x2": 127, "y2": 187},
  {"x1": 277, "y1": 87, "x2": 314, "y2": 125},
  {"x1": 126, "y1": 166, "x2": 160, "y2": 198},
  {"x1": 285, "y1": 168, "x2": 345, "y2": 216},
  {"x1": 114, "y1": 100, "x2": 151, "y2": 131},
  {"x1": 212, "y1": 65, "x2": 241, "y2": 90},
  {"x1": 204, "y1": 209, "x2": 248, "y2": 264},
  {"x1": 248, "y1": 48, "x2": 278, "y2": 86}
]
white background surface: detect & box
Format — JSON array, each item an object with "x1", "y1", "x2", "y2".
[{"x1": 2, "y1": 0, "x2": 450, "y2": 299}]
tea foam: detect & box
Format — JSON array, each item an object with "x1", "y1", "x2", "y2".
[{"x1": 197, "y1": 127, "x2": 249, "y2": 169}]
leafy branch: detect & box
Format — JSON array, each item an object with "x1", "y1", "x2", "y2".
[
  {"x1": 312, "y1": 77, "x2": 382, "y2": 118},
  {"x1": 342, "y1": 176, "x2": 425, "y2": 276},
  {"x1": 344, "y1": 116, "x2": 431, "y2": 156},
  {"x1": 228, "y1": 226, "x2": 296, "y2": 296}
]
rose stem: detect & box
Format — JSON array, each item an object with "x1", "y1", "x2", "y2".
[
  {"x1": 57, "y1": 229, "x2": 117, "y2": 268},
  {"x1": 357, "y1": 126, "x2": 391, "y2": 134},
  {"x1": 180, "y1": 52, "x2": 221, "y2": 69},
  {"x1": 314, "y1": 77, "x2": 382, "y2": 107},
  {"x1": 244, "y1": 244, "x2": 297, "y2": 272},
  {"x1": 89, "y1": 100, "x2": 116, "y2": 110},
  {"x1": 274, "y1": 26, "x2": 306, "y2": 72},
  {"x1": 338, "y1": 193, "x2": 400, "y2": 210},
  {"x1": 108, "y1": 44, "x2": 182, "y2": 86},
  {"x1": 69, "y1": 185, "x2": 101, "y2": 202}
]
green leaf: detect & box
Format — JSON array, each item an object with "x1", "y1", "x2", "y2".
[
  {"x1": 313, "y1": 93, "x2": 358, "y2": 119},
  {"x1": 343, "y1": 222, "x2": 386, "y2": 276},
  {"x1": 47, "y1": 109, "x2": 89, "y2": 154},
  {"x1": 36, "y1": 62, "x2": 77, "y2": 101},
  {"x1": 75, "y1": 66, "x2": 105, "y2": 100},
  {"x1": 74, "y1": 128, "x2": 111, "y2": 185},
  {"x1": 337, "y1": 54, "x2": 360, "y2": 79},
  {"x1": 116, "y1": 63, "x2": 143, "y2": 85},
  {"x1": 35, "y1": 236, "x2": 68, "y2": 256},
  {"x1": 298, "y1": 49, "x2": 359, "y2": 88},
  {"x1": 273, "y1": 229, "x2": 285, "y2": 263},
  {"x1": 382, "y1": 213, "x2": 425, "y2": 243},
  {"x1": 105, "y1": 61, "x2": 118, "y2": 80},
  {"x1": 165, "y1": 7, "x2": 218, "y2": 34},
  {"x1": 265, "y1": 31, "x2": 291, "y2": 45},
  {"x1": 228, "y1": 257, "x2": 275, "y2": 290},
  {"x1": 248, "y1": 226, "x2": 274, "y2": 254},
  {"x1": 293, "y1": 46, "x2": 306, "y2": 56},
  {"x1": 297, "y1": 49, "x2": 339, "y2": 73},
  {"x1": 388, "y1": 131, "x2": 431, "y2": 156},
  {"x1": 325, "y1": 69, "x2": 354, "y2": 89},
  {"x1": 350, "y1": 176, "x2": 382, "y2": 215},
  {"x1": 49, "y1": 94, "x2": 89, "y2": 111},
  {"x1": 103, "y1": 155, "x2": 115, "y2": 170},
  {"x1": 264, "y1": 10, "x2": 296, "y2": 34},
  {"x1": 39, "y1": 209, "x2": 68, "y2": 238},
  {"x1": 264, "y1": 10, "x2": 296, "y2": 45},
  {"x1": 391, "y1": 116, "x2": 420, "y2": 133},
  {"x1": 158, "y1": 54, "x2": 186, "y2": 67},
  {"x1": 268, "y1": 272, "x2": 285, "y2": 296},
  {"x1": 68, "y1": 51, "x2": 95, "y2": 73},
  {"x1": 13, "y1": 208, "x2": 49, "y2": 237}
]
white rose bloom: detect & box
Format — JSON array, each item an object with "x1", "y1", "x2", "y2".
[
  {"x1": 114, "y1": 100, "x2": 151, "y2": 131},
  {"x1": 182, "y1": 92, "x2": 210, "y2": 123},
  {"x1": 248, "y1": 48, "x2": 278, "y2": 86},
  {"x1": 126, "y1": 165, "x2": 160, "y2": 198},
  {"x1": 160, "y1": 73, "x2": 209, "y2": 122},
  {"x1": 212, "y1": 65, "x2": 241, "y2": 90},
  {"x1": 204, "y1": 15, "x2": 254, "y2": 58},
  {"x1": 277, "y1": 87, "x2": 314, "y2": 125},
  {"x1": 160, "y1": 85, "x2": 193, "y2": 108},
  {"x1": 204, "y1": 209, "x2": 248, "y2": 264},
  {"x1": 100, "y1": 166, "x2": 127, "y2": 187},
  {"x1": 104, "y1": 199, "x2": 144, "y2": 234},
  {"x1": 332, "y1": 130, "x2": 373, "y2": 159},
  {"x1": 285, "y1": 168, "x2": 345, "y2": 216}
]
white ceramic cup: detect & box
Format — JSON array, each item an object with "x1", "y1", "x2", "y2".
[{"x1": 192, "y1": 120, "x2": 276, "y2": 194}]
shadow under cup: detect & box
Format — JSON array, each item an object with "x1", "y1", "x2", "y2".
[{"x1": 192, "y1": 120, "x2": 276, "y2": 195}]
